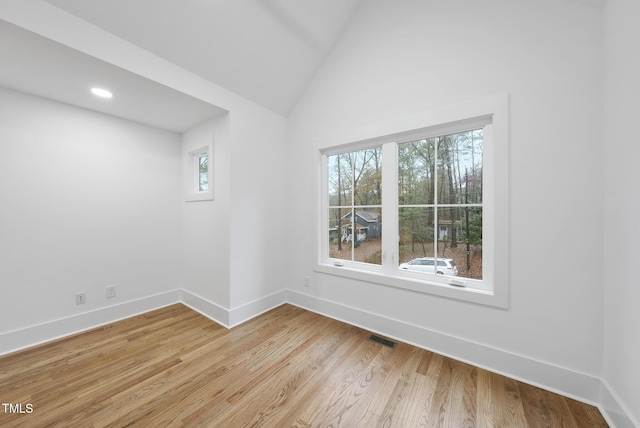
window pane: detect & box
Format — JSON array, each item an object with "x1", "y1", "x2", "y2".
[
  {"x1": 437, "y1": 207, "x2": 482, "y2": 280},
  {"x1": 329, "y1": 208, "x2": 353, "y2": 261},
  {"x1": 437, "y1": 130, "x2": 483, "y2": 205},
  {"x1": 198, "y1": 155, "x2": 208, "y2": 192},
  {"x1": 199, "y1": 155, "x2": 208, "y2": 174},
  {"x1": 329, "y1": 207, "x2": 383, "y2": 265},
  {"x1": 398, "y1": 139, "x2": 435, "y2": 206},
  {"x1": 353, "y1": 148, "x2": 382, "y2": 206},
  {"x1": 398, "y1": 130, "x2": 483, "y2": 280},
  {"x1": 328, "y1": 153, "x2": 353, "y2": 207},
  {"x1": 399, "y1": 207, "x2": 435, "y2": 264},
  {"x1": 352, "y1": 208, "x2": 382, "y2": 265}
]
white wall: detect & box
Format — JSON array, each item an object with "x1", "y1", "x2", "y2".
[
  {"x1": 180, "y1": 108, "x2": 288, "y2": 326},
  {"x1": 603, "y1": 0, "x2": 640, "y2": 425},
  {"x1": 228, "y1": 108, "x2": 288, "y2": 315},
  {"x1": 0, "y1": 86, "x2": 182, "y2": 335},
  {"x1": 181, "y1": 115, "x2": 231, "y2": 309},
  {"x1": 179, "y1": 100, "x2": 288, "y2": 325},
  {"x1": 0, "y1": 1, "x2": 290, "y2": 330},
  {"x1": 3, "y1": 0, "x2": 633, "y2": 422},
  {"x1": 287, "y1": 0, "x2": 604, "y2": 398}
]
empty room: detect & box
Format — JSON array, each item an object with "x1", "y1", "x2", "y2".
[{"x1": 0, "y1": 0, "x2": 638, "y2": 427}]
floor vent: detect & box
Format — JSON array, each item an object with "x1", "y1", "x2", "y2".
[{"x1": 368, "y1": 334, "x2": 397, "y2": 349}]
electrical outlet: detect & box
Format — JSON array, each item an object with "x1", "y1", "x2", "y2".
[
  {"x1": 76, "y1": 292, "x2": 86, "y2": 305},
  {"x1": 303, "y1": 276, "x2": 310, "y2": 287},
  {"x1": 106, "y1": 285, "x2": 116, "y2": 299}
]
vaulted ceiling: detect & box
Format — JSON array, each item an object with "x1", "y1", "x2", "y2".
[
  {"x1": 48, "y1": 0, "x2": 361, "y2": 115},
  {"x1": 46, "y1": 0, "x2": 363, "y2": 116},
  {"x1": 0, "y1": 20, "x2": 226, "y2": 133},
  {"x1": 1, "y1": 0, "x2": 605, "y2": 129},
  {"x1": 0, "y1": 0, "x2": 361, "y2": 130}
]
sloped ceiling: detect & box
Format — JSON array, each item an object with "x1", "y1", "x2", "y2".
[
  {"x1": 2, "y1": 0, "x2": 604, "y2": 126},
  {"x1": 45, "y1": 0, "x2": 364, "y2": 116},
  {"x1": 0, "y1": 20, "x2": 226, "y2": 133}
]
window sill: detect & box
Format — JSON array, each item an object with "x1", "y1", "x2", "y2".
[
  {"x1": 185, "y1": 191, "x2": 214, "y2": 202},
  {"x1": 314, "y1": 262, "x2": 507, "y2": 309}
]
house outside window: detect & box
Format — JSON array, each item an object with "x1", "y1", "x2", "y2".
[
  {"x1": 328, "y1": 147, "x2": 382, "y2": 264},
  {"x1": 316, "y1": 95, "x2": 509, "y2": 307}
]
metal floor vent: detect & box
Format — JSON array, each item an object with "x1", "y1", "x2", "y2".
[{"x1": 368, "y1": 334, "x2": 397, "y2": 349}]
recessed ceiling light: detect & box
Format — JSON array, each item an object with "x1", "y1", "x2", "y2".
[{"x1": 91, "y1": 87, "x2": 113, "y2": 98}]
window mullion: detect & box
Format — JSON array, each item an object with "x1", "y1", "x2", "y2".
[
  {"x1": 350, "y1": 154, "x2": 355, "y2": 261},
  {"x1": 316, "y1": 94, "x2": 508, "y2": 307},
  {"x1": 381, "y1": 142, "x2": 397, "y2": 273},
  {"x1": 434, "y1": 137, "x2": 439, "y2": 263}
]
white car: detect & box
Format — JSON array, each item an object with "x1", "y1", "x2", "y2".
[{"x1": 399, "y1": 257, "x2": 458, "y2": 276}]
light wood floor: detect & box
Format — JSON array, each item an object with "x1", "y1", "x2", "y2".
[{"x1": 0, "y1": 304, "x2": 608, "y2": 427}]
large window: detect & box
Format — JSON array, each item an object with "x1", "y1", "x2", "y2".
[{"x1": 316, "y1": 95, "x2": 508, "y2": 307}]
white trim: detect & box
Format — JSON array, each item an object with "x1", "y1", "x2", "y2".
[
  {"x1": 1, "y1": 286, "x2": 635, "y2": 425},
  {"x1": 228, "y1": 290, "x2": 288, "y2": 327},
  {"x1": 185, "y1": 145, "x2": 214, "y2": 202},
  {"x1": 180, "y1": 289, "x2": 230, "y2": 327},
  {"x1": 0, "y1": 288, "x2": 287, "y2": 354},
  {"x1": 314, "y1": 264, "x2": 497, "y2": 306},
  {"x1": 179, "y1": 289, "x2": 288, "y2": 328},
  {"x1": 314, "y1": 94, "x2": 509, "y2": 308},
  {"x1": 286, "y1": 289, "x2": 601, "y2": 406},
  {"x1": 0, "y1": 289, "x2": 181, "y2": 356},
  {"x1": 599, "y1": 380, "x2": 639, "y2": 428}
]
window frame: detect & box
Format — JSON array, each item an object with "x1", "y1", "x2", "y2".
[
  {"x1": 314, "y1": 94, "x2": 509, "y2": 308},
  {"x1": 185, "y1": 145, "x2": 214, "y2": 202}
]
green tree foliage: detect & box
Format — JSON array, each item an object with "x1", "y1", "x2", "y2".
[
  {"x1": 399, "y1": 207, "x2": 434, "y2": 255},
  {"x1": 461, "y1": 209, "x2": 482, "y2": 246},
  {"x1": 398, "y1": 129, "x2": 483, "y2": 256}
]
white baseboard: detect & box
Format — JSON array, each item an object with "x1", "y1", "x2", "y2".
[
  {"x1": 285, "y1": 290, "x2": 602, "y2": 407},
  {"x1": 0, "y1": 288, "x2": 286, "y2": 356},
  {"x1": 228, "y1": 290, "x2": 288, "y2": 327},
  {"x1": 178, "y1": 289, "x2": 287, "y2": 328},
  {"x1": 0, "y1": 289, "x2": 181, "y2": 356},
  {"x1": 599, "y1": 380, "x2": 638, "y2": 428},
  {"x1": 180, "y1": 289, "x2": 230, "y2": 327},
  {"x1": 2, "y1": 287, "x2": 635, "y2": 427}
]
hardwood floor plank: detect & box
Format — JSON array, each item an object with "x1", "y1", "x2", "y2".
[
  {"x1": 271, "y1": 322, "x2": 372, "y2": 427},
  {"x1": 165, "y1": 310, "x2": 347, "y2": 426},
  {"x1": 424, "y1": 353, "x2": 453, "y2": 428},
  {"x1": 353, "y1": 345, "x2": 424, "y2": 427},
  {"x1": 247, "y1": 324, "x2": 371, "y2": 427},
  {"x1": 289, "y1": 338, "x2": 384, "y2": 427},
  {"x1": 519, "y1": 381, "x2": 583, "y2": 428},
  {"x1": 0, "y1": 304, "x2": 609, "y2": 428},
  {"x1": 374, "y1": 347, "x2": 425, "y2": 427},
  {"x1": 566, "y1": 397, "x2": 609, "y2": 428},
  {"x1": 477, "y1": 369, "x2": 529, "y2": 427},
  {"x1": 407, "y1": 352, "x2": 448, "y2": 428},
  {"x1": 446, "y1": 360, "x2": 477, "y2": 427},
  {"x1": 415, "y1": 350, "x2": 433, "y2": 376}
]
